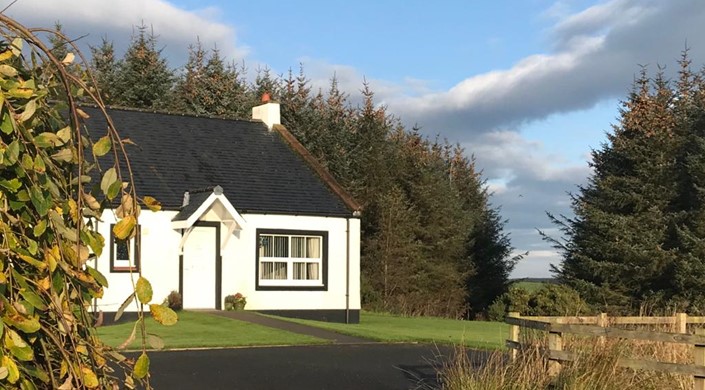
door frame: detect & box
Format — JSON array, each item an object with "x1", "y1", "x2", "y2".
[{"x1": 179, "y1": 221, "x2": 222, "y2": 310}]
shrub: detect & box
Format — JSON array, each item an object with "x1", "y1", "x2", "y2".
[
  {"x1": 527, "y1": 284, "x2": 590, "y2": 316},
  {"x1": 486, "y1": 299, "x2": 507, "y2": 322},
  {"x1": 164, "y1": 290, "x2": 183, "y2": 311},
  {"x1": 224, "y1": 293, "x2": 247, "y2": 310}
]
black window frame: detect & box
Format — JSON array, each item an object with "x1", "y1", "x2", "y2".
[
  {"x1": 109, "y1": 224, "x2": 141, "y2": 273},
  {"x1": 255, "y1": 228, "x2": 328, "y2": 291}
]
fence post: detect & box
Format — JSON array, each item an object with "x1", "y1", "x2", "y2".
[
  {"x1": 597, "y1": 312, "x2": 608, "y2": 346},
  {"x1": 676, "y1": 313, "x2": 687, "y2": 334},
  {"x1": 695, "y1": 328, "x2": 705, "y2": 390},
  {"x1": 508, "y1": 312, "x2": 520, "y2": 361},
  {"x1": 548, "y1": 330, "x2": 563, "y2": 377}
]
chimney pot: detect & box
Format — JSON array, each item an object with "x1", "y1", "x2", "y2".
[{"x1": 261, "y1": 92, "x2": 271, "y2": 103}]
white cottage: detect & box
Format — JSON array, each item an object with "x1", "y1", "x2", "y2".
[{"x1": 85, "y1": 101, "x2": 362, "y2": 323}]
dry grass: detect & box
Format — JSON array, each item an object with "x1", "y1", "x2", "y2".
[{"x1": 437, "y1": 324, "x2": 697, "y2": 390}]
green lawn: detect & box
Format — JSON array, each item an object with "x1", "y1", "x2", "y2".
[
  {"x1": 276, "y1": 311, "x2": 509, "y2": 349},
  {"x1": 97, "y1": 311, "x2": 326, "y2": 350}
]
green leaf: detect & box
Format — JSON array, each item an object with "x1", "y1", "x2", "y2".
[
  {"x1": 29, "y1": 186, "x2": 50, "y2": 217},
  {"x1": 50, "y1": 148, "x2": 73, "y2": 162},
  {"x1": 19, "y1": 289, "x2": 47, "y2": 311},
  {"x1": 107, "y1": 180, "x2": 122, "y2": 200},
  {"x1": 6, "y1": 329, "x2": 34, "y2": 361},
  {"x1": 34, "y1": 132, "x2": 62, "y2": 148},
  {"x1": 33, "y1": 220, "x2": 47, "y2": 237},
  {"x1": 6, "y1": 139, "x2": 19, "y2": 164},
  {"x1": 100, "y1": 168, "x2": 118, "y2": 197},
  {"x1": 133, "y1": 352, "x2": 150, "y2": 379},
  {"x1": 92, "y1": 135, "x2": 111, "y2": 157},
  {"x1": 114, "y1": 293, "x2": 135, "y2": 322},
  {"x1": 149, "y1": 304, "x2": 178, "y2": 326},
  {"x1": 18, "y1": 99, "x2": 36, "y2": 122},
  {"x1": 0, "y1": 178, "x2": 21, "y2": 192},
  {"x1": 81, "y1": 229, "x2": 104, "y2": 257},
  {"x1": 112, "y1": 215, "x2": 136, "y2": 240},
  {"x1": 86, "y1": 266, "x2": 108, "y2": 288},
  {"x1": 33, "y1": 155, "x2": 45, "y2": 173},
  {"x1": 0, "y1": 112, "x2": 14, "y2": 134},
  {"x1": 3, "y1": 313, "x2": 41, "y2": 333},
  {"x1": 136, "y1": 277, "x2": 152, "y2": 304}
]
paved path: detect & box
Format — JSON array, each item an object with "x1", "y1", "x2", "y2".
[
  {"x1": 144, "y1": 344, "x2": 489, "y2": 390},
  {"x1": 206, "y1": 310, "x2": 372, "y2": 344}
]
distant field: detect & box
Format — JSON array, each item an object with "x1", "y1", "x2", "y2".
[{"x1": 511, "y1": 281, "x2": 545, "y2": 292}]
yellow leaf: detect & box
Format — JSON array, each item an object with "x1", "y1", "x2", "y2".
[
  {"x1": 8, "y1": 87, "x2": 33, "y2": 99},
  {"x1": 2, "y1": 356, "x2": 19, "y2": 383},
  {"x1": 116, "y1": 194, "x2": 134, "y2": 219},
  {"x1": 0, "y1": 49, "x2": 13, "y2": 62},
  {"x1": 92, "y1": 135, "x2": 111, "y2": 157},
  {"x1": 82, "y1": 192, "x2": 101, "y2": 211},
  {"x1": 57, "y1": 126, "x2": 72, "y2": 142},
  {"x1": 81, "y1": 366, "x2": 99, "y2": 388},
  {"x1": 142, "y1": 196, "x2": 162, "y2": 212},
  {"x1": 76, "y1": 108, "x2": 90, "y2": 119},
  {"x1": 61, "y1": 52, "x2": 75, "y2": 64},
  {"x1": 149, "y1": 304, "x2": 178, "y2": 326},
  {"x1": 135, "y1": 277, "x2": 152, "y2": 304},
  {"x1": 0, "y1": 64, "x2": 17, "y2": 76},
  {"x1": 133, "y1": 352, "x2": 150, "y2": 379},
  {"x1": 112, "y1": 215, "x2": 136, "y2": 240},
  {"x1": 18, "y1": 99, "x2": 36, "y2": 122},
  {"x1": 45, "y1": 245, "x2": 60, "y2": 273}
]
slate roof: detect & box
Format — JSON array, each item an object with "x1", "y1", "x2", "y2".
[{"x1": 82, "y1": 107, "x2": 355, "y2": 217}]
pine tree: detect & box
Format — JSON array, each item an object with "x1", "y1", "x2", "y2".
[
  {"x1": 113, "y1": 23, "x2": 174, "y2": 109},
  {"x1": 90, "y1": 37, "x2": 118, "y2": 104}
]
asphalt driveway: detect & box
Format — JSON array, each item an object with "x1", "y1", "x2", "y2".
[{"x1": 144, "y1": 343, "x2": 489, "y2": 390}]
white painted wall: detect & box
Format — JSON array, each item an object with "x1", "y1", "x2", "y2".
[{"x1": 94, "y1": 207, "x2": 361, "y2": 313}]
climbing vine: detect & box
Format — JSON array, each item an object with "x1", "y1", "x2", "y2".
[{"x1": 0, "y1": 15, "x2": 175, "y2": 389}]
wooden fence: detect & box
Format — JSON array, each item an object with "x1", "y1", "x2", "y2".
[{"x1": 506, "y1": 312, "x2": 705, "y2": 390}]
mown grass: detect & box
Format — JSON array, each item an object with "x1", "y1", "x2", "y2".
[
  {"x1": 275, "y1": 311, "x2": 509, "y2": 349},
  {"x1": 97, "y1": 311, "x2": 327, "y2": 350}
]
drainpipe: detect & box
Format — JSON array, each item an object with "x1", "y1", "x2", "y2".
[{"x1": 345, "y1": 218, "x2": 350, "y2": 324}]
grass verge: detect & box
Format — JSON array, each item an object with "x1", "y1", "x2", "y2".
[
  {"x1": 97, "y1": 311, "x2": 327, "y2": 350},
  {"x1": 274, "y1": 311, "x2": 508, "y2": 349}
]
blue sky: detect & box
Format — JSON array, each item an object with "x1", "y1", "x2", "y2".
[{"x1": 7, "y1": 0, "x2": 705, "y2": 277}]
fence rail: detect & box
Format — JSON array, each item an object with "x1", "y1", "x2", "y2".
[{"x1": 506, "y1": 312, "x2": 705, "y2": 390}]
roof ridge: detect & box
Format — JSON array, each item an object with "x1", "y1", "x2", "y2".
[{"x1": 79, "y1": 102, "x2": 264, "y2": 124}]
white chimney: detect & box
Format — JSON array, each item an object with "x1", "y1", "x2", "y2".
[{"x1": 252, "y1": 93, "x2": 280, "y2": 130}]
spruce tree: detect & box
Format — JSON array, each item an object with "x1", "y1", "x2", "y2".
[
  {"x1": 89, "y1": 37, "x2": 118, "y2": 104},
  {"x1": 113, "y1": 23, "x2": 174, "y2": 109},
  {"x1": 548, "y1": 60, "x2": 705, "y2": 313}
]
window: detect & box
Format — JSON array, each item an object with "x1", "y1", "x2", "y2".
[
  {"x1": 256, "y1": 229, "x2": 327, "y2": 290},
  {"x1": 110, "y1": 224, "x2": 140, "y2": 272}
]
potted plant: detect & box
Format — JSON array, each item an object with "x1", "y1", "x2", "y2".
[{"x1": 224, "y1": 293, "x2": 247, "y2": 311}]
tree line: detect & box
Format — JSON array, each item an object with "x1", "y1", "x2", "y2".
[
  {"x1": 548, "y1": 51, "x2": 705, "y2": 315},
  {"x1": 66, "y1": 24, "x2": 520, "y2": 318}
]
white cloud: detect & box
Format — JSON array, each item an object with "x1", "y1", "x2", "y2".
[{"x1": 3, "y1": 0, "x2": 247, "y2": 66}]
